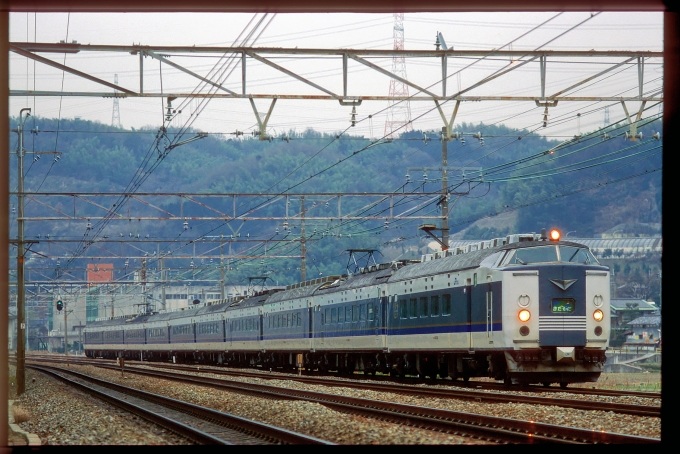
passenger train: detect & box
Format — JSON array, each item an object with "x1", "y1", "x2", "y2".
[{"x1": 84, "y1": 229, "x2": 610, "y2": 387}]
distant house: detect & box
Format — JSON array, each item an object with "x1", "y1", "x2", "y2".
[
  {"x1": 609, "y1": 298, "x2": 659, "y2": 347},
  {"x1": 626, "y1": 314, "x2": 661, "y2": 346},
  {"x1": 610, "y1": 298, "x2": 658, "y2": 329}
]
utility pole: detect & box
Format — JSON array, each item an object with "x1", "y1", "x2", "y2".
[
  {"x1": 300, "y1": 196, "x2": 306, "y2": 282},
  {"x1": 160, "y1": 254, "x2": 166, "y2": 311},
  {"x1": 63, "y1": 298, "x2": 73, "y2": 365},
  {"x1": 440, "y1": 126, "x2": 449, "y2": 249},
  {"x1": 13, "y1": 108, "x2": 31, "y2": 395},
  {"x1": 220, "y1": 235, "x2": 226, "y2": 300}
]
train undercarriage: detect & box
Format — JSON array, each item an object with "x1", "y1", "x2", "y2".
[{"x1": 86, "y1": 345, "x2": 605, "y2": 387}]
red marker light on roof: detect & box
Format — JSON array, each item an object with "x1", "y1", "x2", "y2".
[{"x1": 549, "y1": 229, "x2": 561, "y2": 241}]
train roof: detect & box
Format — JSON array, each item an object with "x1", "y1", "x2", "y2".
[
  {"x1": 393, "y1": 247, "x2": 499, "y2": 281},
  {"x1": 322, "y1": 266, "x2": 393, "y2": 292},
  {"x1": 86, "y1": 232, "x2": 597, "y2": 328}
]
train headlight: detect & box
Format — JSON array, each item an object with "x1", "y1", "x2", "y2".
[
  {"x1": 593, "y1": 294, "x2": 604, "y2": 307},
  {"x1": 518, "y1": 294, "x2": 531, "y2": 307},
  {"x1": 549, "y1": 229, "x2": 561, "y2": 241},
  {"x1": 518, "y1": 309, "x2": 531, "y2": 322},
  {"x1": 593, "y1": 309, "x2": 604, "y2": 322}
]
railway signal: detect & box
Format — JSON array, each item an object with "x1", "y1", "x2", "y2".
[{"x1": 56, "y1": 299, "x2": 63, "y2": 312}]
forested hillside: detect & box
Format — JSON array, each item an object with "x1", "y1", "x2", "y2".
[{"x1": 9, "y1": 116, "x2": 662, "y2": 284}]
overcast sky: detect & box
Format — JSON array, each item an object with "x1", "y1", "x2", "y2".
[{"x1": 9, "y1": 11, "x2": 664, "y2": 141}]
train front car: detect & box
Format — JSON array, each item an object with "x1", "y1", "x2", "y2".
[{"x1": 499, "y1": 229, "x2": 610, "y2": 387}]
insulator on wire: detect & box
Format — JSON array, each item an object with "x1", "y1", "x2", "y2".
[
  {"x1": 423, "y1": 133, "x2": 430, "y2": 145},
  {"x1": 405, "y1": 173, "x2": 410, "y2": 182},
  {"x1": 350, "y1": 106, "x2": 357, "y2": 127}
]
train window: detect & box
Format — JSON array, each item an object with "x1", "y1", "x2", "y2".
[
  {"x1": 442, "y1": 294, "x2": 451, "y2": 316},
  {"x1": 431, "y1": 295, "x2": 440, "y2": 316},
  {"x1": 287, "y1": 313, "x2": 292, "y2": 327},
  {"x1": 338, "y1": 306, "x2": 345, "y2": 323},
  {"x1": 505, "y1": 246, "x2": 558, "y2": 265},
  {"x1": 331, "y1": 308, "x2": 338, "y2": 323},
  {"x1": 353, "y1": 305, "x2": 359, "y2": 322},
  {"x1": 420, "y1": 297, "x2": 429, "y2": 317},
  {"x1": 399, "y1": 300, "x2": 407, "y2": 319},
  {"x1": 559, "y1": 246, "x2": 598, "y2": 264},
  {"x1": 360, "y1": 304, "x2": 367, "y2": 321},
  {"x1": 409, "y1": 298, "x2": 417, "y2": 318},
  {"x1": 346, "y1": 306, "x2": 352, "y2": 322},
  {"x1": 325, "y1": 308, "x2": 331, "y2": 325},
  {"x1": 368, "y1": 304, "x2": 375, "y2": 321}
]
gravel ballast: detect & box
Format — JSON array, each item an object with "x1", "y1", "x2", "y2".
[{"x1": 8, "y1": 363, "x2": 661, "y2": 445}]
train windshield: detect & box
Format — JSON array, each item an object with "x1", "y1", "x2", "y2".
[
  {"x1": 504, "y1": 245, "x2": 599, "y2": 265},
  {"x1": 559, "y1": 245, "x2": 599, "y2": 264},
  {"x1": 505, "y1": 246, "x2": 558, "y2": 265}
]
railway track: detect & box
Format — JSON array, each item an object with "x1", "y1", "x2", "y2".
[
  {"x1": 26, "y1": 363, "x2": 334, "y2": 445},
  {"x1": 30, "y1": 358, "x2": 660, "y2": 444},
  {"x1": 27, "y1": 356, "x2": 660, "y2": 418}
]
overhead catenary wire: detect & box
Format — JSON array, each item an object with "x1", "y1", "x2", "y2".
[
  {"x1": 113, "y1": 11, "x2": 644, "y2": 276},
  {"x1": 32, "y1": 12, "x2": 661, "y2": 287}
]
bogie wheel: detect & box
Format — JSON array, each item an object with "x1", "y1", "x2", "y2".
[
  {"x1": 542, "y1": 382, "x2": 552, "y2": 387},
  {"x1": 560, "y1": 382, "x2": 568, "y2": 389}
]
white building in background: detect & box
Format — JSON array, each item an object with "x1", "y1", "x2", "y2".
[{"x1": 150, "y1": 284, "x2": 252, "y2": 312}]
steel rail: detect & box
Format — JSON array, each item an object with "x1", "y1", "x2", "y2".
[
  {"x1": 103, "y1": 359, "x2": 662, "y2": 418},
  {"x1": 28, "y1": 363, "x2": 334, "y2": 445},
  {"x1": 33, "y1": 358, "x2": 659, "y2": 444}
]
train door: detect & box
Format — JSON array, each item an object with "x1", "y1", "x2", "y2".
[
  {"x1": 485, "y1": 280, "x2": 494, "y2": 343},
  {"x1": 319, "y1": 306, "x2": 326, "y2": 345},
  {"x1": 466, "y1": 282, "x2": 473, "y2": 349},
  {"x1": 259, "y1": 312, "x2": 264, "y2": 341},
  {"x1": 378, "y1": 292, "x2": 387, "y2": 350},
  {"x1": 308, "y1": 301, "x2": 313, "y2": 339}
]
